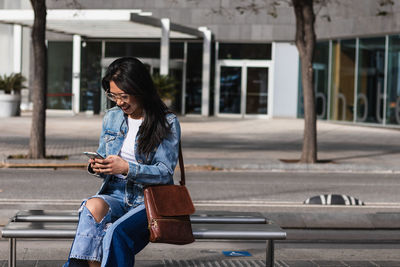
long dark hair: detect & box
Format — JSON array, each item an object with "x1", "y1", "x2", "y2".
[{"x1": 102, "y1": 57, "x2": 170, "y2": 155}]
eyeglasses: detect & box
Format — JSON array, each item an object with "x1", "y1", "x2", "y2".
[{"x1": 106, "y1": 92, "x2": 130, "y2": 103}]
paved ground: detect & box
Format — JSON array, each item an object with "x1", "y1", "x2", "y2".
[
  {"x1": 1, "y1": 240, "x2": 400, "y2": 266},
  {"x1": 1, "y1": 111, "x2": 400, "y2": 172},
  {"x1": 3, "y1": 259, "x2": 400, "y2": 267},
  {"x1": 1, "y1": 239, "x2": 400, "y2": 266}
]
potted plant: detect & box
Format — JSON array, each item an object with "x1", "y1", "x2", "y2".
[
  {"x1": 0, "y1": 73, "x2": 26, "y2": 117},
  {"x1": 152, "y1": 74, "x2": 177, "y2": 108}
]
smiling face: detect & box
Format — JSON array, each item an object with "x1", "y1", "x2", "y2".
[{"x1": 109, "y1": 80, "x2": 143, "y2": 119}]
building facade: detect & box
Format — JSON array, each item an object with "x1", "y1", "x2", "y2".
[{"x1": 1, "y1": 0, "x2": 400, "y2": 126}]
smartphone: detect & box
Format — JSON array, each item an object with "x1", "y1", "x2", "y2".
[{"x1": 83, "y1": 151, "x2": 104, "y2": 159}]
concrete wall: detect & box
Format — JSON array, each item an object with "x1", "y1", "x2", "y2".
[
  {"x1": 47, "y1": 0, "x2": 400, "y2": 42},
  {"x1": 270, "y1": 42, "x2": 299, "y2": 118},
  {"x1": 0, "y1": 0, "x2": 31, "y2": 75},
  {"x1": 315, "y1": 0, "x2": 400, "y2": 39},
  {"x1": 2, "y1": 0, "x2": 30, "y2": 9},
  {"x1": 47, "y1": 0, "x2": 296, "y2": 42},
  {"x1": 2, "y1": 0, "x2": 399, "y2": 43},
  {"x1": 0, "y1": 24, "x2": 13, "y2": 75},
  {"x1": 1, "y1": 0, "x2": 32, "y2": 109}
]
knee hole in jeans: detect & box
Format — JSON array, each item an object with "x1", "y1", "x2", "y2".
[{"x1": 85, "y1": 198, "x2": 110, "y2": 223}]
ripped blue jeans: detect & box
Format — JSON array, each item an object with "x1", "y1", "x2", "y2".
[{"x1": 65, "y1": 176, "x2": 149, "y2": 266}]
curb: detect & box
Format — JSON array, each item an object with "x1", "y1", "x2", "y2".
[
  {"x1": 2, "y1": 160, "x2": 400, "y2": 173},
  {"x1": 0, "y1": 163, "x2": 87, "y2": 168},
  {"x1": 189, "y1": 163, "x2": 400, "y2": 174}
]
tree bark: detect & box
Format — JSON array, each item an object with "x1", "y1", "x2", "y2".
[
  {"x1": 28, "y1": 0, "x2": 47, "y2": 159},
  {"x1": 292, "y1": 0, "x2": 317, "y2": 163}
]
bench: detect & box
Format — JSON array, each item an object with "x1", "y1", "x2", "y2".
[
  {"x1": 2, "y1": 210, "x2": 286, "y2": 267},
  {"x1": 12, "y1": 209, "x2": 269, "y2": 224}
]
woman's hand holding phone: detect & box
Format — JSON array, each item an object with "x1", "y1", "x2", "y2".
[
  {"x1": 90, "y1": 155, "x2": 129, "y2": 176},
  {"x1": 89, "y1": 157, "x2": 105, "y2": 172},
  {"x1": 84, "y1": 152, "x2": 106, "y2": 173}
]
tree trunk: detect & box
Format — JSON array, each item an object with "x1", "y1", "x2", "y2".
[
  {"x1": 292, "y1": 0, "x2": 317, "y2": 163},
  {"x1": 28, "y1": 0, "x2": 47, "y2": 159}
]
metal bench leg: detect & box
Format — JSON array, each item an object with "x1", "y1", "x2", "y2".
[
  {"x1": 266, "y1": 240, "x2": 274, "y2": 267},
  {"x1": 9, "y1": 238, "x2": 16, "y2": 267}
]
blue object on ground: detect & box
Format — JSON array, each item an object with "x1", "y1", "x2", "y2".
[{"x1": 222, "y1": 251, "x2": 252, "y2": 257}]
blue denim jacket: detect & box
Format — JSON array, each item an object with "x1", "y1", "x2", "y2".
[{"x1": 91, "y1": 106, "x2": 180, "y2": 207}]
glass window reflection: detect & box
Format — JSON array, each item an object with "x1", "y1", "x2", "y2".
[
  {"x1": 47, "y1": 42, "x2": 72, "y2": 110},
  {"x1": 105, "y1": 42, "x2": 160, "y2": 58},
  {"x1": 313, "y1": 42, "x2": 330, "y2": 119},
  {"x1": 330, "y1": 39, "x2": 356, "y2": 122},
  {"x1": 80, "y1": 41, "x2": 102, "y2": 114},
  {"x1": 386, "y1": 35, "x2": 400, "y2": 125},
  {"x1": 219, "y1": 66, "x2": 241, "y2": 114},
  {"x1": 219, "y1": 43, "x2": 271, "y2": 60},
  {"x1": 185, "y1": 43, "x2": 203, "y2": 114},
  {"x1": 246, "y1": 67, "x2": 268, "y2": 114},
  {"x1": 357, "y1": 37, "x2": 385, "y2": 123}
]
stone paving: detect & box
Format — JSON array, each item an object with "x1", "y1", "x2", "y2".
[
  {"x1": 2, "y1": 260, "x2": 400, "y2": 267},
  {"x1": 1, "y1": 111, "x2": 400, "y2": 172}
]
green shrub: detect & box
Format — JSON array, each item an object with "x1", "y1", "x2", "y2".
[
  {"x1": 152, "y1": 74, "x2": 177, "y2": 100},
  {"x1": 0, "y1": 73, "x2": 27, "y2": 94}
]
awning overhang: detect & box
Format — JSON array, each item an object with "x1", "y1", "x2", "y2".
[
  {"x1": 0, "y1": 9, "x2": 202, "y2": 39},
  {"x1": 0, "y1": 9, "x2": 212, "y2": 116}
]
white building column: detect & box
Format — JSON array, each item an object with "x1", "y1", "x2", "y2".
[
  {"x1": 160, "y1": 18, "x2": 170, "y2": 76},
  {"x1": 72, "y1": 34, "x2": 81, "y2": 114},
  {"x1": 199, "y1": 27, "x2": 212, "y2": 116},
  {"x1": 270, "y1": 42, "x2": 299, "y2": 118},
  {"x1": 13, "y1": 24, "x2": 22, "y2": 74},
  {"x1": 181, "y1": 42, "x2": 188, "y2": 115}
]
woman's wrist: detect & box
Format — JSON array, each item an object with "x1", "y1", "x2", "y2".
[{"x1": 122, "y1": 160, "x2": 129, "y2": 176}]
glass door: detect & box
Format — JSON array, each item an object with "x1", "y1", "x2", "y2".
[
  {"x1": 246, "y1": 67, "x2": 268, "y2": 115},
  {"x1": 47, "y1": 42, "x2": 73, "y2": 110},
  {"x1": 219, "y1": 66, "x2": 242, "y2": 114},
  {"x1": 216, "y1": 60, "x2": 271, "y2": 117}
]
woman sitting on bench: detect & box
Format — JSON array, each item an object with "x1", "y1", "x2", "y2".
[{"x1": 64, "y1": 57, "x2": 180, "y2": 267}]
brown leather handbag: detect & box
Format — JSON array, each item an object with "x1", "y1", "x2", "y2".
[{"x1": 143, "y1": 143, "x2": 195, "y2": 245}]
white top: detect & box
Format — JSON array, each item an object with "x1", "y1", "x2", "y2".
[{"x1": 115, "y1": 117, "x2": 142, "y2": 179}]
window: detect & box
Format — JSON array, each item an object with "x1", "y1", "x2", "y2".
[
  {"x1": 218, "y1": 43, "x2": 271, "y2": 60},
  {"x1": 298, "y1": 41, "x2": 330, "y2": 119},
  {"x1": 47, "y1": 42, "x2": 72, "y2": 110},
  {"x1": 356, "y1": 37, "x2": 385, "y2": 123},
  {"x1": 330, "y1": 39, "x2": 356, "y2": 122},
  {"x1": 386, "y1": 35, "x2": 400, "y2": 125}
]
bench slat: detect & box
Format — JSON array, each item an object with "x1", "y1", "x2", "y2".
[
  {"x1": 14, "y1": 210, "x2": 267, "y2": 224},
  {"x1": 2, "y1": 222, "x2": 76, "y2": 238},
  {"x1": 2, "y1": 222, "x2": 286, "y2": 240},
  {"x1": 193, "y1": 223, "x2": 286, "y2": 240}
]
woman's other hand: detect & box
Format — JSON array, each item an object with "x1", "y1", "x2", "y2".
[{"x1": 90, "y1": 155, "x2": 129, "y2": 175}]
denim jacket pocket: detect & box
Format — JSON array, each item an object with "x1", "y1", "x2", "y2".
[
  {"x1": 104, "y1": 131, "x2": 119, "y2": 155},
  {"x1": 104, "y1": 130, "x2": 118, "y2": 142}
]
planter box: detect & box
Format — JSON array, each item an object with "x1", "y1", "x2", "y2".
[{"x1": 0, "y1": 93, "x2": 21, "y2": 117}]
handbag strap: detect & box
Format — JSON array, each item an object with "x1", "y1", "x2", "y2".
[{"x1": 178, "y1": 142, "x2": 185, "y2": 186}]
